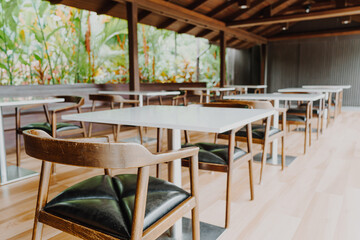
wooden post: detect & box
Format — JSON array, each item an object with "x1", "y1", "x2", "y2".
[
  {"x1": 260, "y1": 44, "x2": 266, "y2": 88},
  {"x1": 126, "y1": 2, "x2": 140, "y2": 91},
  {"x1": 220, "y1": 31, "x2": 226, "y2": 87}
]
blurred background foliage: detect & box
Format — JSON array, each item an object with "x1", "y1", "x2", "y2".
[{"x1": 0, "y1": 0, "x2": 221, "y2": 86}]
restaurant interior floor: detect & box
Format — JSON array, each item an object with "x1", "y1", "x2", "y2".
[{"x1": 1, "y1": 110, "x2": 359, "y2": 240}]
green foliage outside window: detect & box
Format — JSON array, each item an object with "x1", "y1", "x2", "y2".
[{"x1": 0, "y1": 0, "x2": 221, "y2": 86}]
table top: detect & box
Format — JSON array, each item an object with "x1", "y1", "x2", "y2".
[
  {"x1": 98, "y1": 90, "x2": 180, "y2": 96},
  {"x1": 0, "y1": 97, "x2": 64, "y2": 107},
  {"x1": 63, "y1": 106, "x2": 275, "y2": 133},
  {"x1": 224, "y1": 93, "x2": 325, "y2": 101},
  {"x1": 302, "y1": 85, "x2": 351, "y2": 89},
  {"x1": 278, "y1": 88, "x2": 342, "y2": 93},
  {"x1": 179, "y1": 87, "x2": 235, "y2": 92},
  {"x1": 225, "y1": 85, "x2": 267, "y2": 89}
]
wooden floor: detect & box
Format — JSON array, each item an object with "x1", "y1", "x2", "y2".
[{"x1": 1, "y1": 110, "x2": 360, "y2": 240}]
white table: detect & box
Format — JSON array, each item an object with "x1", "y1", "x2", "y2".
[
  {"x1": 179, "y1": 87, "x2": 235, "y2": 103},
  {"x1": 302, "y1": 85, "x2": 351, "y2": 114},
  {"x1": 63, "y1": 105, "x2": 275, "y2": 239},
  {"x1": 302, "y1": 85, "x2": 351, "y2": 89},
  {"x1": 224, "y1": 93, "x2": 325, "y2": 163},
  {"x1": 225, "y1": 85, "x2": 267, "y2": 94},
  {"x1": 98, "y1": 90, "x2": 180, "y2": 107},
  {"x1": 0, "y1": 96, "x2": 64, "y2": 185},
  {"x1": 278, "y1": 87, "x2": 342, "y2": 120}
]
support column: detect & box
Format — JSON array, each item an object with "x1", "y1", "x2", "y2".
[
  {"x1": 260, "y1": 44, "x2": 267, "y2": 93},
  {"x1": 126, "y1": 2, "x2": 140, "y2": 91},
  {"x1": 220, "y1": 31, "x2": 226, "y2": 87}
]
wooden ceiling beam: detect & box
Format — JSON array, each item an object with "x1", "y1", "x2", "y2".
[
  {"x1": 281, "y1": 2, "x2": 336, "y2": 15},
  {"x1": 228, "y1": 5, "x2": 360, "y2": 28},
  {"x1": 157, "y1": 0, "x2": 208, "y2": 29},
  {"x1": 49, "y1": 0, "x2": 63, "y2": 4},
  {"x1": 224, "y1": 0, "x2": 279, "y2": 22},
  {"x1": 269, "y1": 27, "x2": 360, "y2": 41},
  {"x1": 97, "y1": 0, "x2": 118, "y2": 15},
  {"x1": 177, "y1": 0, "x2": 237, "y2": 34},
  {"x1": 335, "y1": 0, "x2": 347, "y2": 8},
  {"x1": 196, "y1": 29, "x2": 213, "y2": 38},
  {"x1": 138, "y1": 10, "x2": 152, "y2": 21},
  {"x1": 118, "y1": 0, "x2": 266, "y2": 43},
  {"x1": 250, "y1": 0, "x2": 300, "y2": 34}
]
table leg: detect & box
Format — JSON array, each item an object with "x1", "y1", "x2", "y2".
[
  {"x1": 339, "y1": 90, "x2": 343, "y2": 114},
  {"x1": 167, "y1": 129, "x2": 182, "y2": 239},
  {"x1": 0, "y1": 107, "x2": 38, "y2": 185},
  {"x1": 206, "y1": 90, "x2": 210, "y2": 103},
  {"x1": 271, "y1": 100, "x2": 279, "y2": 164},
  {"x1": 139, "y1": 94, "x2": 144, "y2": 107},
  {"x1": 0, "y1": 107, "x2": 8, "y2": 184},
  {"x1": 334, "y1": 92, "x2": 339, "y2": 120},
  {"x1": 245, "y1": 87, "x2": 248, "y2": 94}
]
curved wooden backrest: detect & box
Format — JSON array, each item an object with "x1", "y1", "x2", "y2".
[
  {"x1": 56, "y1": 95, "x2": 84, "y2": 106},
  {"x1": 204, "y1": 100, "x2": 274, "y2": 109},
  {"x1": 202, "y1": 102, "x2": 249, "y2": 109},
  {"x1": 89, "y1": 94, "x2": 125, "y2": 103},
  {"x1": 23, "y1": 129, "x2": 159, "y2": 169}
]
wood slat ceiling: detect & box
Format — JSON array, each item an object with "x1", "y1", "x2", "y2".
[{"x1": 47, "y1": 0, "x2": 360, "y2": 50}]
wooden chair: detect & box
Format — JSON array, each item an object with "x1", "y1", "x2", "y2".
[
  {"x1": 23, "y1": 129, "x2": 200, "y2": 240},
  {"x1": 173, "y1": 90, "x2": 211, "y2": 106},
  {"x1": 210, "y1": 100, "x2": 286, "y2": 184},
  {"x1": 88, "y1": 94, "x2": 143, "y2": 143},
  {"x1": 181, "y1": 105, "x2": 255, "y2": 228},
  {"x1": 288, "y1": 96, "x2": 325, "y2": 139},
  {"x1": 15, "y1": 95, "x2": 87, "y2": 166},
  {"x1": 283, "y1": 101, "x2": 313, "y2": 154}
]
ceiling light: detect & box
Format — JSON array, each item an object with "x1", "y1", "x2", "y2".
[
  {"x1": 238, "y1": 0, "x2": 250, "y2": 9},
  {"x1": 305, "y1": 4, "x2": 311, "y2": 13},
  {"x1": 341, "y1": 16, "x2": 351, "y2": 24},
  {"x1": 282, "y1": 23, "x2": 289, "y2": 31}
]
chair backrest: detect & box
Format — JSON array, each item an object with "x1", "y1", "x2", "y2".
[
  {"x1": 23, "y1": 129, "x2": 159, "y2": 169},
  {"x1": 203, "y1": 100, "x2": 274, "y2": 109},
  {"x1": 89, "y1": 94, "x2": 125, "y2": 103},
  {"x1": 56, "y1": 95, "x2": 84, "y2": 106}
]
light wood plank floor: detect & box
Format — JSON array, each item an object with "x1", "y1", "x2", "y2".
[{"x1": 1, "y1": 110, "x2": 359, "y2": 240}]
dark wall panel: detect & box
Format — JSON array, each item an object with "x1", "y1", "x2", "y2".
[{"x1": 268, "y1": 35, "x2": 360, "y2": 106}]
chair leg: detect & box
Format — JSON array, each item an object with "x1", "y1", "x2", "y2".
[
  {"x1": 156, "y1": 128, "x2": 163, "y2": 178},
  {"x1": 191, "y1": 206, "x2": 200, "y2": 240},
  {"x1": 32, "y1": 161, "x2": 52, "y2": 240},
  {"x1": 248, "y1": 159, "x2": 254, "y2": 200},
  {"x1": 304, "y1": 124, "x2": 308, "y2": 154},
  {"x1": 225, "y1": 169, "x2": 232, "y2": 228},
  {"x1": 316, "y1": 116, "x2": 320, "y2": 139},
  {"x1": 281, "y1": 136, "x2": 285, "y2": 171},
  {"x1": 114, "y1": 125, "x2": 121, "y2": 142},
  {"x1": 309, "y1": 121, "x2": 312, "y2": 147},
  {"x1": 88, "y1": 122, "x2": 93, "y2": 137},
  {"x1": 260, "y1": 142, "x2": 269, "y2": 184},
  {"x1": 16, "y1": 132, "x2": 21, "y2": 167},
  {"x1": 138, "y1": 127, "x2": 144, "y2": 145},
  {"x1": 214, "y1": 133, "x2": 218, "y2": 144}
]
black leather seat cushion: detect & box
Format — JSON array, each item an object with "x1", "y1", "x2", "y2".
[
  {"x1": 300, "y1": 102, "x2": 328, "y2": 108},
  {"x1": 220, "y1": 125, "x2": 281, "y2": 140},
  {"x1": 182, "y1": 142, "x2": 246, "y2": 165},
  {"x1": 43, "y1": 175, "x2": 190, "y2": 239},
  {"x1": 288, "y1": 108, "x2": 320, "y2": 115},
  {"x1": 20, "y1": 122, "x2": 80, "y2": 134},
  {"x1": 281, "y1": 115, "x2": 306, "y2": 122}
]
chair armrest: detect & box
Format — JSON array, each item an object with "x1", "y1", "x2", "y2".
[
  {"x1": 153, "y1": 146, "x2": 199, "y2": 164},
  {"x1": 52, "y1": 104, "x2": 80, "y2": 113},
  {"x1": 16, "y1": 103, "x2": 46, "y2": 111},
  {"x1": 172, "y1": 95, "x2": 185, "y2": 100}
]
